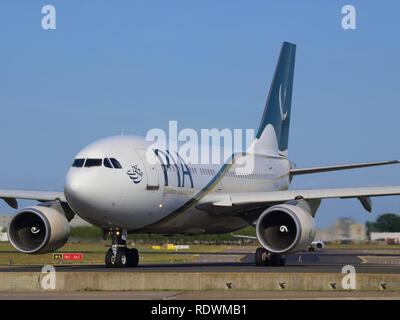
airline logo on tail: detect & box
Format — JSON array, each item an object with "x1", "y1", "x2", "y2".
[{"x1": 279, "y1": 84, "x2": 288, "y2": 121}]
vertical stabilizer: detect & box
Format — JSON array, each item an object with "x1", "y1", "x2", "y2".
[{"x1": 252, "y1": 42, "x2": 296, "y2": 157}]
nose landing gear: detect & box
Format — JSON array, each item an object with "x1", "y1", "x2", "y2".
[{"x1": 105, "y1": 228, "x2": 139, "y2": 268}]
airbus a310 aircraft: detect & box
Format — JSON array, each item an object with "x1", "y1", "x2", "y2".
[{"x1": 1, "y1": 42, "x2": 400, "y2": 268}]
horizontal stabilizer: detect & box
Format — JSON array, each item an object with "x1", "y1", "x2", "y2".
[{"x1": 290, "y1": 160, "x2": 399, "y2": 176}]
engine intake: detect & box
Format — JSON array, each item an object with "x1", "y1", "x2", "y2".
[
  {"x1": 8, "y1": 206, "x2": 70, "y2": 254},
  {"x1": 256, "y1": 200, "x2": 316, "y2": 254}
]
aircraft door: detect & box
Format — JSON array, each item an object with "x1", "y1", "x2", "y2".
[{"x1": 135, "y1": 149, "x2": 160, "y2": 190}]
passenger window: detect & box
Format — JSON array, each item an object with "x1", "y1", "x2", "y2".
[
  {"x1": 84, "y1": 159, "x2": 102, "y2": 167},
  {"x1": 104, "y1": 158, "x2": 113, "y2": 168},
  {"x1": 110, "y1": 158, "x2": 122, "y2": 169},
  {"x1": 72, "y1": 158, "x2": 85, "y2": 168}
]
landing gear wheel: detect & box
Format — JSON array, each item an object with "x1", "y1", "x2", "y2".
[
  {"x1": 105, "y1": 248, "x2": 115, "y2": 268},
  {"x1": 127, "y1": 248, "x2": 139, "y2": 267},
  {"x1": 270, "y1": 254, "x2": 286, "y2": 267},
  {"x1": 255, "y1": 247, "x2": 270, "y2": 266},
  {"x1": 115, "y1": 248, "x2": 129, "y2": 268}
]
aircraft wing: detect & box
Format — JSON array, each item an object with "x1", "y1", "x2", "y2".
[
  {"x1": 196, "y1": 186, "x2": 400, "y2": 214},
  {"x1": 0, "y1": 189, "x2": 66, "y2": 209}
]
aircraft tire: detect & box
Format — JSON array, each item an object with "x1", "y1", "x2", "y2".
[
  {"x1": 105, "y1": 248, "x2": 115, "y2": 268},
  {"x1": 255, "y1": 247, "x2": 270, "y2": 266},
  {"x1": 114, "y1": 247, "x2": 129, "y2": 268},
  {"x1": 127, "y1": 248, "x2": 139, "y2": 267}
]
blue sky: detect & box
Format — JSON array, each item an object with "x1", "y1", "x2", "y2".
[{"x1": 0, "y1": 1, "x2": 399, "y2": 228}]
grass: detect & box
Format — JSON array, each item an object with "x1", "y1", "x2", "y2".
[
  {"x1": 1, "y1": 241, "x2": 399, "y2": 266},
  {"x1": 0, "y1": 242, "x2": 246, "y2": 266}
]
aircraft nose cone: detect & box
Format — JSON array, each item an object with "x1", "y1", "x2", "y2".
[
  {"x1": 64, "y1": 171, "x2": 80, "y2": 195},
  {"x1": 64, "y1": 169, "x2": 97, "y2": 214}
]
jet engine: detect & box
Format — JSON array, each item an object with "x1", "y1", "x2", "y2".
[
  {"x1": 256, "y1": 199, "x2": 317, "y2": 254},
  {"x1": 8, "y1": 206, "x2": 70, "y2": 254}
]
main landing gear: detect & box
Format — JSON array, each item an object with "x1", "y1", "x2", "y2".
[
  {"x1": 105, "y1": 228, "x2": 139, "y2": 268},
  {"x1": 255, "y1": 247, "x2": 286, "y2": 267}
]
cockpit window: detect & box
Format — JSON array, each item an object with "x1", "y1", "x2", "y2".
[
  {"x1": 72, "y1": 158, "x2": 85, "y2": 168},
  {"x1": 103, "y1": 158, "x2": 113, "y2": 168},
  {"x1": 72, "y1": 157, "x2": 121, "y2": 169},
  {"x1": 110, "y1": 158, "x2": 122, "y2": 169},
  {"x1": 84, "y1": 158, "x2": 102, "y2": 167}
]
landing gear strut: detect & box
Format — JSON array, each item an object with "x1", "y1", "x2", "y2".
[
  {"x1": 105, "y1": 228, "x2": 139, "y2": 268},
  {"x1": 255, "y1": 247, "x2": 286, "y2": 267}
]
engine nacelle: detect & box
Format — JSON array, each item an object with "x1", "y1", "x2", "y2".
[
  {"x1": 309, "y1": 240, "x2": 324, "y2": 251},
  {"x1": 256, "y1": 200, "x2": 317, "y2": 254},
  {"x1": 8, "y1": 206, "x2": 70, "y2": 254}
]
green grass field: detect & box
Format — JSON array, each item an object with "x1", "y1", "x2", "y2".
[
  {"x1": 0, "y1": 242, "x2": 247, "y2": 266},
  {"x1": 1, "y1": 241, "x2": 399, "y2": 266}
]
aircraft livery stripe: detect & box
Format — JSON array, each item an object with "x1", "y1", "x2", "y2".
[{"x1": 136, "y1": 154, "x2": 237, "y2": 230}]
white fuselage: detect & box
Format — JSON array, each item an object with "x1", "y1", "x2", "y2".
[{"x1": 64, "y1": 135, "x2": 291, "y2": 234}]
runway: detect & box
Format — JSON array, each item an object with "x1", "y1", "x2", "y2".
[{"x1": 1, "y1": 249, "x2": 399, "y2": 274}]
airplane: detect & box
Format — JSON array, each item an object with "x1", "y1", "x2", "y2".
[
  {"x1": 308, "y1": 240, "x2": 324, "y2": 252},
  {"x1": 1, "y1": 41, "x2": 400, "y2": 268}
]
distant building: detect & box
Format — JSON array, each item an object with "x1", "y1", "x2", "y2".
[
  {"x1": 0, "y1": 215, "x2": 11, "y2": 229},
  {"x1": 349, "y1": 223, "x2": 366, "y2": 242},
  {"x1": 370, "y1": 232, "x2": 400, "y2": 244},
  {"x1": 316, "y1": 217, "x2": 366, "y2": 242},
  {"x1": 0, "y1": 216, "x2": 10, "y2": 242},
  {"x1": 0, "y1": 229, "x2": 8, "y2": 241}
]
